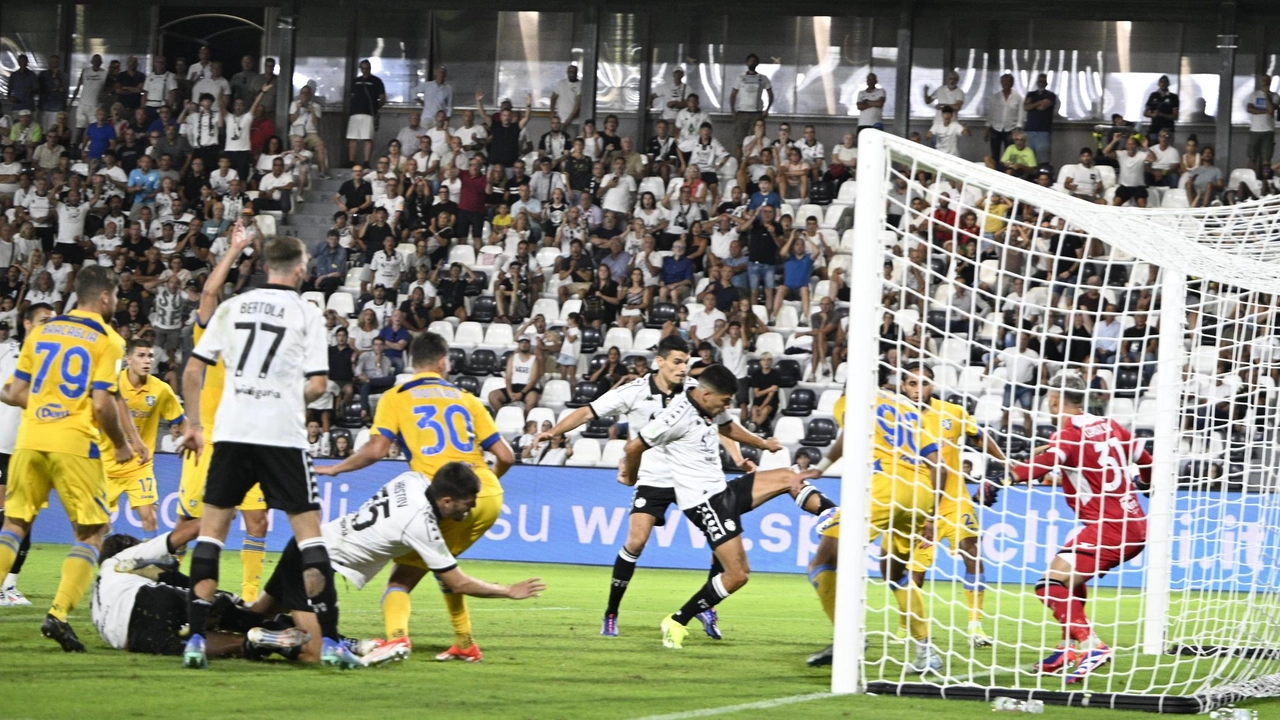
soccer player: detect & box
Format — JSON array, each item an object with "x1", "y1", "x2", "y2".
[
  {"x1": 100, "y1": 338, "x2": 186, "y2": 537},
  {"x1": 181, "y1": 235, "x2": 354, "y2": 669},
  {"x1": 170, "y1": 222, "x2": 270, "y2": 603},
  {"x1": 93, "y1": 532, "x2": 310, "y2": 660},
  {"x1": 535, "y1": 335, "x2": 754, "y2": 638},
  {"x1": 900, "y1": 362, "x2": 1009, "y2": 647},
  {"x1": 256, "y1": 464, "x2": 545, "y2": 667},
  {"x1": 316, "y1": 331, "x2": 516, "y2": 662},
  {"x1": 620, "y1": 365, "x2": 834, "y2": 649},
  {"x1": 0, "y1": 266, "x2": 134, "y2": 651},
  {"x1": 1012, "y1": 373, "x2": 1151, "y2": 684},
  {"x1": 0, "y1": 304, "x2": 54, "y2": 607}
]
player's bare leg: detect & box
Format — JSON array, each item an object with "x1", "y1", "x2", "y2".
[
  {"x1": 746, "y1": 467, "x2": 834, "y2": 515},
  {"x1": 661, "y1": 536, "x2": 750, "y2": 649},
  {"x1": 30, "y1": 518, "x2": 107, "y2": 652},
  {"x1": 602, "y1": 512, "x2": 658, "y2": 636},
  {"x1": 956, "y1": 536, "x2": 992, "y2": 647},
  {"x1": 806, "y1": 532, "x2": 838, "y2": 667},
  {"x1": 136, "y1": 503, "x2": 158, "y2": 535},
  {"x1": 171, "y1": 516, "x2": 200, "y2": 547},
  {"x1": 284, "y1": 509, "x2": 353, "y2": 667},
  {"x1": 184, "y1": 504, "x2": 237, "y2": 668},
  {"x1": 884, "y1": 532, "x2": 940, "y2": 673},
  {"x1": 240, "y1": 509, "x2": 268, "y2": 603},
  {"x1": 1034, "y1": 553, "x2": 1110, "y2": 682}
]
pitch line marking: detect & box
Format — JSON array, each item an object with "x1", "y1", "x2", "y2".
[{"x1": 632, "y1": 692, "x2": 836, "y2": 719}]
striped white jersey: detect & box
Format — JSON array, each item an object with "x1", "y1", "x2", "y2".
[
  {"x1": 590, "y1": 374, "x2": 697, "y2": 489},
  {"x1": 639, "y1": 390, "x2": 732, "y2": 508}
]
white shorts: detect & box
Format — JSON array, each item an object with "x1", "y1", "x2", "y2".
[
  {"x1": 346, "y1": 114, "x2": 374, "y2": 140},
  {"x1": 76, "y1": 105, "x2": 95, "y2": 128}
]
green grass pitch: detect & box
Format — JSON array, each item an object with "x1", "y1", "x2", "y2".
[{"x1": 1, "y1": 546, "x2": 1278, "y2": 719}]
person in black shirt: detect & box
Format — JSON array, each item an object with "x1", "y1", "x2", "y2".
[
  {"x1": 398, "y1": 286, "x2": 432, "y2": 332},
  {"x1": 431, "y1": 262, "x2": 474, "y2": 321},
  {"x1": 599, "y1": 114, "x2": 622, "y2": 158},
  {"x1": 1022, "y1": 72, "x2": 1057, "y2": 167},
  {"x1": 116, "y1": 127, "x2": 147, "y2": 172},
  {"x1": 347, "y1": 60, "x2": 386, "y2": 166},
  {"x1": 647, "y1": 119, "x2": 680, "y2": 183},
  {"x1": 1144, "y1": 75, "x2": 1179, "y2": 140},
  {"x1": 334, "y1": 163, "x2": 374, "y2": 224},
  {"x1": 735, "y1": 205, "x2": 784, "y2": 314},
  {"x1": 401, "y1": 176, "x2": 434, "y2": 236},
  {"x1": 699, "y1": 265, "x2": 740, "y2": 313},
  {"x1": 116, "y1": 55, "x2": 146, "y2": 110},
  {"x1": 1050, "y1": 231, "x2": 1085, "y2": 308},
  {"x1": 564, "y1": 139, "x2": 592, "y2": 193},
  {"x1": 117, "y1": 270, "x2": 146, "y2": 310},
  {"x1": 478, "y1": 90, "x2": 530, "y2": 170},
  {"x1": 356, "y1": 207, "x2": 394, "y2": 266},
  {"x1": 428, "y1": 184, "x2": 458, "y2": 224},
  {"x1": 180, "y1": 156, "x2": 209, "y2": 206},
  {"x1": 748, "y1": 353, "x2": 780, "y2": 432},
  {"x1": 328, "y1": 326, "x2": 357, "y2": 409}
]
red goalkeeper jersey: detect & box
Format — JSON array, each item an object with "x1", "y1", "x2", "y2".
[{"x1": 1014, "y1": 413, "x2": 1151, "y2": 526}]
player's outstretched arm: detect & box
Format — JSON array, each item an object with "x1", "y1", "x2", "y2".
[
  {"x1": 621, "y1": 437, "x2": 647, "y2": 486},
  {"x1": 490, "y1": 437, "x2": 515, "y2": 478},
  {"x1": 199, "y1": 221, "x2": 254, "y2": 324},
  {"x1": 314, "y1": 433, "x2": 390, "y2": 476},
  {"x1": 719, "y1": 420, "x2": 782, "y2": 453},
  {"x1": 435, "y1": 566, "x2": 546, "y2": 599},
  {"x1": 534, "y1": 405, "x2": 593, "y2": 446},
  {"x1": 816, "y1": 431, "x2": 843, "y2": 473}
]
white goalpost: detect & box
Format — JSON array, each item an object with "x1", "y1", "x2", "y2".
[{"x1": 832, "y1": 129, "x2": 1280, "y2": 713}]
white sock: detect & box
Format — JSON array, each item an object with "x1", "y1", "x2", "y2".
[
  {"x1": 4, "y1": 573, "x2": 17, "y2": 589},
  {"x1": 1077, "y1": 634, "x2": 1104, "y2": 652}
]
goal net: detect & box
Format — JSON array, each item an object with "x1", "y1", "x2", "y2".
[{"x1": 832, "y1": 130, "x2": 1280, "y2": 713}]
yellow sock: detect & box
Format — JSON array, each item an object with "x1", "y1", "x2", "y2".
[
  {"x1": 50, "y1": 543, "x2": 98, "y2": 621},
  {"x1": 893, "y1": 585, "x2": 928, "y2": 642},
  {"x1": 240, "y1": 536, "x2": 267, "y2": 603},
  {"x1": 0, "y1": 530, "x2": 20, "y2": 578},
  {"x1": 382, "y1": 587, "x2": 412, "y2": 640},
  {"x1": 442, "y1": 591, "x2": 473, "y2": 648},
  {"x1": 892, "y1": 587, "x2": 910, "y2": 635},
  {"x1": 807, "y1": 565, "x2": 836, "y2": 623},
  {"x1": 965, "y1": 589, "x2": 985, "y2": 623}
]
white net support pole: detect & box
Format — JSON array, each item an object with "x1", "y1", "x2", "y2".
[
  {"x1": 1141, "y1": 270, "x2": 1186, "y2": 656},
  {"x1": 831, "y1": 129, "x2": 890, "y2": 696}
]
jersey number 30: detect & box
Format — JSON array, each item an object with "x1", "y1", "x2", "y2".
[{"x1": 413, "y1": 405, "x2": 475, "y2": 454}]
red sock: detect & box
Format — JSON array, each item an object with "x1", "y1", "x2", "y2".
[{"x1": 1036, "y1": 581, "x2": 1092, "y2": 643}]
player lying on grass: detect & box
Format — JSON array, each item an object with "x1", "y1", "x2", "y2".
[
  {"x1": 251, "y1": 464, "x2": 546, "y2": 667},
  {"x1": 93, "y1": 532, "x2": 310, "y2": 660},
  {"x1": 1010, "y1": 373, "x2": 1151, "y2": 685},
  {"x1": 620, "y1": 364, "x2": 836, "y2": 649}
]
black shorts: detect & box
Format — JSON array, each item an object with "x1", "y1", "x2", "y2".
[
  {"x1": 126, "y1": 584, "x2": 190, "y2": 655},
  {"x1": 52, "y1": 242, "x2": 85, "y2": 266},
  {"x1": 495, "y1": 384, "x2": 530, "y2": 403},
  {"x1": 630, "y1": 484, "x2": 677, "y2": 526},
  {"x1": 684, "y1": 473, "x2": 756, "y2": 549},
  {"x1": 205, "y1": 442, "x2": 320, "y2": 514},
  {"x1": 1116, "y1": 185, "x2": 1148, "y2": 201},
  {"x1": 0, "y1": 451, "x2": 9, "y2": 486},
  {"x1": 263, "y1": 538, "x2": 310, "y2": 613},
  {"x1": 700, "y1": 171, "x2": 719, "y2": 187}
]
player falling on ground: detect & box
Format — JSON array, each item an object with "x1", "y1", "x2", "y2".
[
  {"x1": 804, "y1": 386, "x2": 948, "y2": 672},
  {"x1": 317, "y1": 331, "x2": 517, "y2": 663},
  {"x1": 100, "y1": 338, "x2": 186, "y2": 538},
  {"x1": 899, "y1": 361, "x2": 1009, "y2": 648},
  {"x1": 0, "y1": 303, "x2": 54, "y2": 607},
  {"x1": 0, "y1": 267, "x2": 134, "y2": 651},
  {"x1": 181, "y1": 235, "x2": 356, "y2": 669},
  {"x1": 619, "y1": 364, "x2": 836, "y2": 649},
  {"x1": 535, "y1": 335, "x2": 755, "y2": 639},
  {"x1": 1010, "y1": 373, "x2": 1150, "y2": 684},
  {"x1": 256, "y1": 464, "x2": 545, "y2": 667},
  {"x1": 170, "y1": 220, "x2": 270, "y2": 603}
]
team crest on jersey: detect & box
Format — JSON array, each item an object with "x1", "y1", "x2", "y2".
[
  {"x1": 145, "y1": 395, "x2": 156, "y2": 407},
  {"x1": 942, "y1": 419, "x2": 953, "y2": 430}
]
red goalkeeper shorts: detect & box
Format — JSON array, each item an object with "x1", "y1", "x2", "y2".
[{"x1": 1059, "y1": 520, "x2": 1147, "y2": 579}]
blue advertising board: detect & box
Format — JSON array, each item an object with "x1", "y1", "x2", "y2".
[{"x1": 27, "y1": 456, "x2": 1276, "y2": 591}]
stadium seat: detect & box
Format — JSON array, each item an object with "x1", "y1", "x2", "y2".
[
  {"x1": 775, "y1": 359, "x2": 802, "y2": 388},
  {"x1": 801, "y1": 418, "x2": 838, "y2": 446},
  {"x1": 536, "y1": 246, "x2": 561, "y2": 271},
  {"x1": 783, "y1": 388, "x2": 816, "y2": 416},
  {"x1": 468, "y1": 349, "x2": 499, "y2": 376},
  {"x1": 774, "y1": 306, "x2": 799, "y2": 331},
  {"x1": 455, "y1": 374, "x2": 481, "y2": 396},
  {"x1": 1109, "y1": 398, "x2": 1137, "y2": 428},
  {"x1": 531, "y1": 298, "x2": 560, "y2": 321},
  {"x1": 495, "y1": 406, "x2": 526, "y2": 435},
  {"x1": 449, "y1": 245, "x2": 477, "y2": 267},
  {"x1": 586, "y1": 353, "x2": 610, "y2": 378},
  {"x1": 973, "y1": 394, "x2": 1005, "y2": 427},
  {"x1": 352, "y1": 428, "x2": 372, "y2": 452},
  {"x1": 582, "y1": 416, "x2": 615, "y2": 439},
  {"x1": 566, "y1": 381, "x2": 602, "y2": 408},
  {"x1": 832, "y1": 180, "x2": 857, "y2": 207},
  {"x1": 939, "y1": 338, "x2": 970, "y2": 366},
  {"x1": 254, "y1": 213, "x2": 277, "y2": 237},
  {"x1": 454, "y1": 322, "x2": 485, "y2": 349},
  {"x1": 483, "y1": 323, "x2": 515, "y2": 348},
  {"x1": 326, "y1": 292, "x2": 355, "y2": 318},
  {"x1": 466, "y1": 272, "x2": 488, "y2": 297},
  {"x1": 479, "y1": 376, "x2": 506, "y2": 402},
  {"x1": 429, "y1": 320, "x2": 455, "y2": 343},
  {"x1": 603, "y1": 327, "x2": 634, "y2": 353},
  {"x1": 469, "y1": 295, "x2": 497, "y2": 324},
  {"x1": 527, "y1": 406, "x2": 555, "y2": 430},
  {"x1": 600, "y1": 439, "x2": 626, "y2": 468},
  {"x1": 1190, "y1": 345, "x2": 1218, "y2": 374},
  {"x1": 821, "y1": 205, "x2": 849, "y2": 232},
  {"x1": 837, "y1": 229, "x2": 856, "y2": 254},
  {"x1": 447, "y1": 347, "x2": 469, "y2": 373},
  {"x1": 301, "y1": 290, "x2": 325, "y2": 309},
  {"x1": 638, "y1": 176, "x2": 666, "y2": 201},
  {"x1": 795, "y1": 204, "x2": 823, "y2": 226},
  {"x1": 816, "y1": 389, "x2": 842, "y2": 417},
  {"x1": 834, "y1": 363, "x2": 847, "y2": 384},
  {"x1": 541, "y1": 379, "x2": 572, "y2": 414},
  {"x1": 498, "y1": 351, "x2": 514, "y2": 374},
  {"x1": 632, "y1": 327, "x2": 662, "y2": 353},
  {"x1": 773, "y1": 416, "x2": 806, "y2": 445},
  {"x1": 579, "y1": 326, "x2": 601, "y2": 354},
  {"x1": 559, "y1": 298, "x2": 583, "y2": 322},
  {"x1": 566, "y1": 438, "x2": 602, "y2": 467},
  {"x1": 758, "y1": 447, "x2": 792, "y2": 470},
  {"x1": 335, "y1": 401, "x2": 364, "y2": 429},
  {"x1": 1228, "y1": 167, "x2": 1261, "y2": 196},
  {"x1": 647, "y1": 303, "x2": 678, "y2": 328},
  {"x1": 796, "y1": 446, "x2": 824, "y2": 467},
  {"x1": 341, "y1": 266, "x2": 368, "y2": 292},
  {"x1": 755, "y1": 332, "x2": 785, "y2": 357}
]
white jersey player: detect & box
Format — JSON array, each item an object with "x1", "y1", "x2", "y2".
[{"x1": 252, "y1": 464, "x2": 546, "y2": 668}]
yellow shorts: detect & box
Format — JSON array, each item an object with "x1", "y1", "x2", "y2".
[
  {"x1": 909, "y1": 499, "x2": 980, "y2": 572},
  {"x1": 105, "y1": 474, "x2": 158, "y2": 512},
  {"x1": 869, "y1": 474, "x2": 933, "y2": 563},
  {"x1": 395, "y1": 491, "x2": 503, "y2": 571},
  {"x1": 177, "y1": 444, "x2": 267, "y2": 519},
  {"x1": 820, "y1": 509, "x2": 841, "y2": 539},
  {"x1": 5, "y1": 449, "x2": 109, "y2": 525}
]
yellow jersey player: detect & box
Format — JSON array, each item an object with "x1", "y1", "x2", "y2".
[
  {"x1": 100, "y1": 338, "x2": 186, "y2": 538},
  {"x1": 902, "y1": 361, "x2": 1008, "y2": 648},
  {"x1": 0, "y1": 266, "x2": 134, "y2": 651},
  {"x1": 170, "y1": 222, "x2": 270, "y2": 602},
  {"x1": 318, "y1": 331, "x2": 516, "y2": 663}
]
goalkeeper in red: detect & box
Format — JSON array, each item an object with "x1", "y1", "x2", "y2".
[{"x1": 1010, "y1": 373, "x2": 1151, "y2": 685}]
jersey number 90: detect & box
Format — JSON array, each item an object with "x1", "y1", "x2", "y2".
[{"x1": 877, "y1": 404, "x2": 921, "y2": 464}]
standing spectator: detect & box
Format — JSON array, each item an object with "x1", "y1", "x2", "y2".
[
  {"x1": 422, "y1": 65, "x2": 453, "y2": 121},
  {"x1": 228, "y1": 55, "x2": 260, "y2": 108},
  {"x1": 923, "y1": 70, "x2": 965, "y2": 120},
  {"x1": 71, "y1": 54, "x2": 109, "y2": 138},
  {"x1": 187, "y1": 46, "x2": 214, "y2": 85},
  {"x1": 478, "y1": 91, "x2": 531, "y2": 172},
  {"x1": 221, "y1": 84, "x2": 269, "y2": 181},
  {"x1": 674, "y1": 94, "x2": 711, "y2": 160},
  {"x1": 855, "y1": 73, "x2": 886, "y2": 132},
  {"x1": 37, "y1": 54, "x2": 69, "y2": 132},
  {"x1": 7, "y1": 54, "x2": 39, "y2": 113},
  {"x1": 551, "y1": 64, "x2": 582, "y2": 136},
  {"x1": 986, "y1": 73, "x2": 1022, "y2": 164},
  {"x1": 926, "y1": 106, "x2": 969, "y2": 157},
  {"x1": 189, "y1": 60, "x2": 230, "y2": 108},
  {"x1": 1023, "y1": 72, "x2": 1057, "y2": 166},
  {"x1": 1245, "y1": 74, "x2": 1277, "y2": 172},
  {"x1": 1104, "y1": 135, "x2": 1150, "y2": 208},
  {"x1": 254, "y1": 58, "x2": 278, "y2": 115},
  {"x1": 729, "y1": 54, "x2": 774, "y2": 144},
  {"x1": 748, "y1": 353, "x2": 780, "y2": 432},
  {"x1": 1144, "y1": 75, "x2": 1180, "y2": 142},
  {"x1": 347, "y1": 60, "x2": 386, "y2": 166},
  {"x1": 143, "y1": 56, "x2": 178, "y2": 118},
  {"x1": 652, "y1": 68, "x2": 689, "y2": 123},
  {"x1": 149, "y1": 274, "x2": 187, "y2": 361},
  {"x1": 457, "y1": 155, "x2": 488, "y2": 247},
  {"x1": 288, "y1": 85, "x2": 330, "y2": 178},
  {"x1": 738, "y1": 205, "x2": 783, "y2": 317}
]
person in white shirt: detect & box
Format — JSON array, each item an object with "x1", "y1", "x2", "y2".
[
  {"x1": 674, "y1": 94, "x2": 711, "y2": 155},
  {"x1": 425, "y1": 111, "x2": 453, "y2": 157},
  {"x1": 411, "y1": 135, "x2": 440, "y2": 181},
  {"x1": 1245, "y1": 74, "x2": 1278, "y2": 172},
  {"x1": 367, "y1": 236, "x2": 405, "y2": 295},
  {"x1": 375, "y1": 178, "x2": 404, "y2": 230},
  {"x1": 652, "y1": 68, "x2": 690, "y2": 122},
  {"x1": 287, "y1": 85, "x2": 329, "y2": 178},
  {"x1": 855, "y1": 73, "x2": 887, "y2": 130},
  {"x1": 797, "y1": 125, "x2": 825, "y2": 179},
  {"x1": 72, "y1": 54, "x2": 109, "y2": 133},
  {"x1": 191, "y1": 61, "x2": 231, "y2": 107},
  {"x1": 220, "y1": 82, "x2": 270, "y2": 181},
  {"x1": 926, "y1": 106, "x2": 969, "y2": 157},
  {"x1": 993, "y1": 332, "x2": 1042, "y2": 436},
  {"x1": 729, "y1": 53, "x2": 774, "y2": 144},
  {"x1": 1064, "y1": 147, "x2": 1105, "y2": 204},
  {"x1": 924, "y1": 70, "x2": 966, "y2": 119},
  {"x1": 598, "y1": 157, "x2": 638, "y2": 215},
  {"x1": 708, "y1": 214, "x2": 739, "y2": 260},
  {"x1": 43, "y1": 248, "x2": 74, "y2": 294},
  {"x1": 187, "y1": 45, "x2": 214, "y2": 84},
  {"x1": 1104, "y1": 135, "x2": 1150, "y2": 207},
  {"x1": 688, "y1": 293, "x2": 726, "y2": 346},
  {"x1": 257, "y1": 157, "x2": 295, "y2": 214},
  {"x1": 91, "y1": 220, "x2": 123, "y2": 266},
  {"x1": 985, "y1": 73, "x2": 1023, "y2": 163},
  {"x1": 160, "y1": 424, "x2": 185, "y2": 454},
  {"x1": 53, "y1": 189, "x2": 90, "y2": 265},
  {"x1": 1145, "y1": 130, "x2": 1181, "y2": 187},
  {"x1": 209, "y1": 155, "x2": 240, "y2": 197},
  {"x1": 454, "y1": 109, "x2": 488, "y2": 160},
  {"x1": 550, "y1": 64, "x2": 582, "y2": 136},
  {"x1": 421, "y1": 65, "x2": 453, "y2": 120},
  {"x1": 143, "y1": 55, "x2": 178, "y2": 114}
]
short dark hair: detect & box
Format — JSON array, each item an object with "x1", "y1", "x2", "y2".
[
  {"x1": 412, "y1": 331, "x2": 450, "y2": 369},
  {"x1": 903, "y1": 361, "x2": 934, "y2": 380},
  {"x1": 22, "y1": 303, "x2": 52, "y2": 322},
  {"x1": 99, "y1": 534, "x2": 143, "y2": 564},
  {"x1": 656, "y1": 335, "x2": 690, "y2": 358},
  {"x1": 430, "y1": 461, "x2": 482, "y2": 500},
  {"x1": 264, "y1": 236, "x2": 306, "y2": 273},
  {"x1": 698, "y1": 365, "x2": 738, "y2": 396},
  {"x1": 74, "y1": 265, "x2": 118, "y2": 301},
  {"x1": 126, "y1": 338, "x2": 153, "y2": 354}
]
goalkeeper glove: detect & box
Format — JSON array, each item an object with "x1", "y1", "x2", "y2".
[{"x1": 973, "y1": 476, "x2": 1008, "y2": 507}]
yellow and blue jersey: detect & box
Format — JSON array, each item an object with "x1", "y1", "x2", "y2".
[
  {"x1": 101, "y1": 370, "x2": 184, "y2": 479},
  {"x1": 372, "y1": 372, "x2": 503, "y2": 498},
  {"x1": 923, "y1": 397, "x2": 980, "y2": 504},
  {"x1": 871, "y1": 390, "x2": 938, "y2": 487},
  {"x1": 13, "y1": 309, "x2": 124, "y2": 457},
  {"x1": 192, "y1": 321, "x2": 224, "y2": 429}
]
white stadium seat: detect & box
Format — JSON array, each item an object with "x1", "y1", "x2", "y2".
[
  {"x1": 603, "y1": 327, "x2": 633, "y2": 353},
  {"x1": 454, "y1": 322, "x2": 485, "y2": 348},
  {"x1": 540, "y1": 379, "x2": 572, "y2": 414},
  {"x1": 755, "y1": 332, "x2": 785, "y2": 357},
  {"x1": 448, "y1": 245, "x2": 477, "y2": 267},
  {"x1": 632, "y1": 328, "x2": 662, "y2": 352},
  {"x1": 832, "y1": 180, "x2": 857, "y2": 206},
  {"x1": 599, "y1": 439, "x2": 626, "y2": 468},
  {"x1": 559, "y1": 299, "x2": 583, "y2": 322},
  {"x1": 301, "y1": 291, "x2": 325, "y2": 309},
  {"x1": 482, "y1": 323, "x2": 515, "y2": 347},
  {"x1": 527, "y1": 407, "x2": 556, "y2": 429},
  {"x1": 566, "y1": 438, "x2": 602, "y2": 467},
  {"x1": 326, "y1": 292, "x2": 355, "y2": 318},
  {"x1": 494, "y1": 406, "x2": 526, "y2": 435},
  {"x1": 772, "y1": 416, "x2": 806, "y2": 445},
  {"x1": 795, "y1": 204, "x2": 823, "y2": 226},
  {"x1": 479, "y1": 376, "x2": 506, "y2": 403},
  {"x1": 816, "y1": 389, "x2": 843, "y2": 417},
  {"x1": 427, "y1": 321, "x2": 455, "y2": 343},
  {"x1": 531, "y1": 298, "x2": 560, "y2": 321},
  {"x1": 758, "y1": 447, "x2": 792, "y2": 470}
]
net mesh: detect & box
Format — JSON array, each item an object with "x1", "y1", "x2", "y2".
[{"x1": 842, "y1": 131, "x2": 1280, "y2": 712}]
